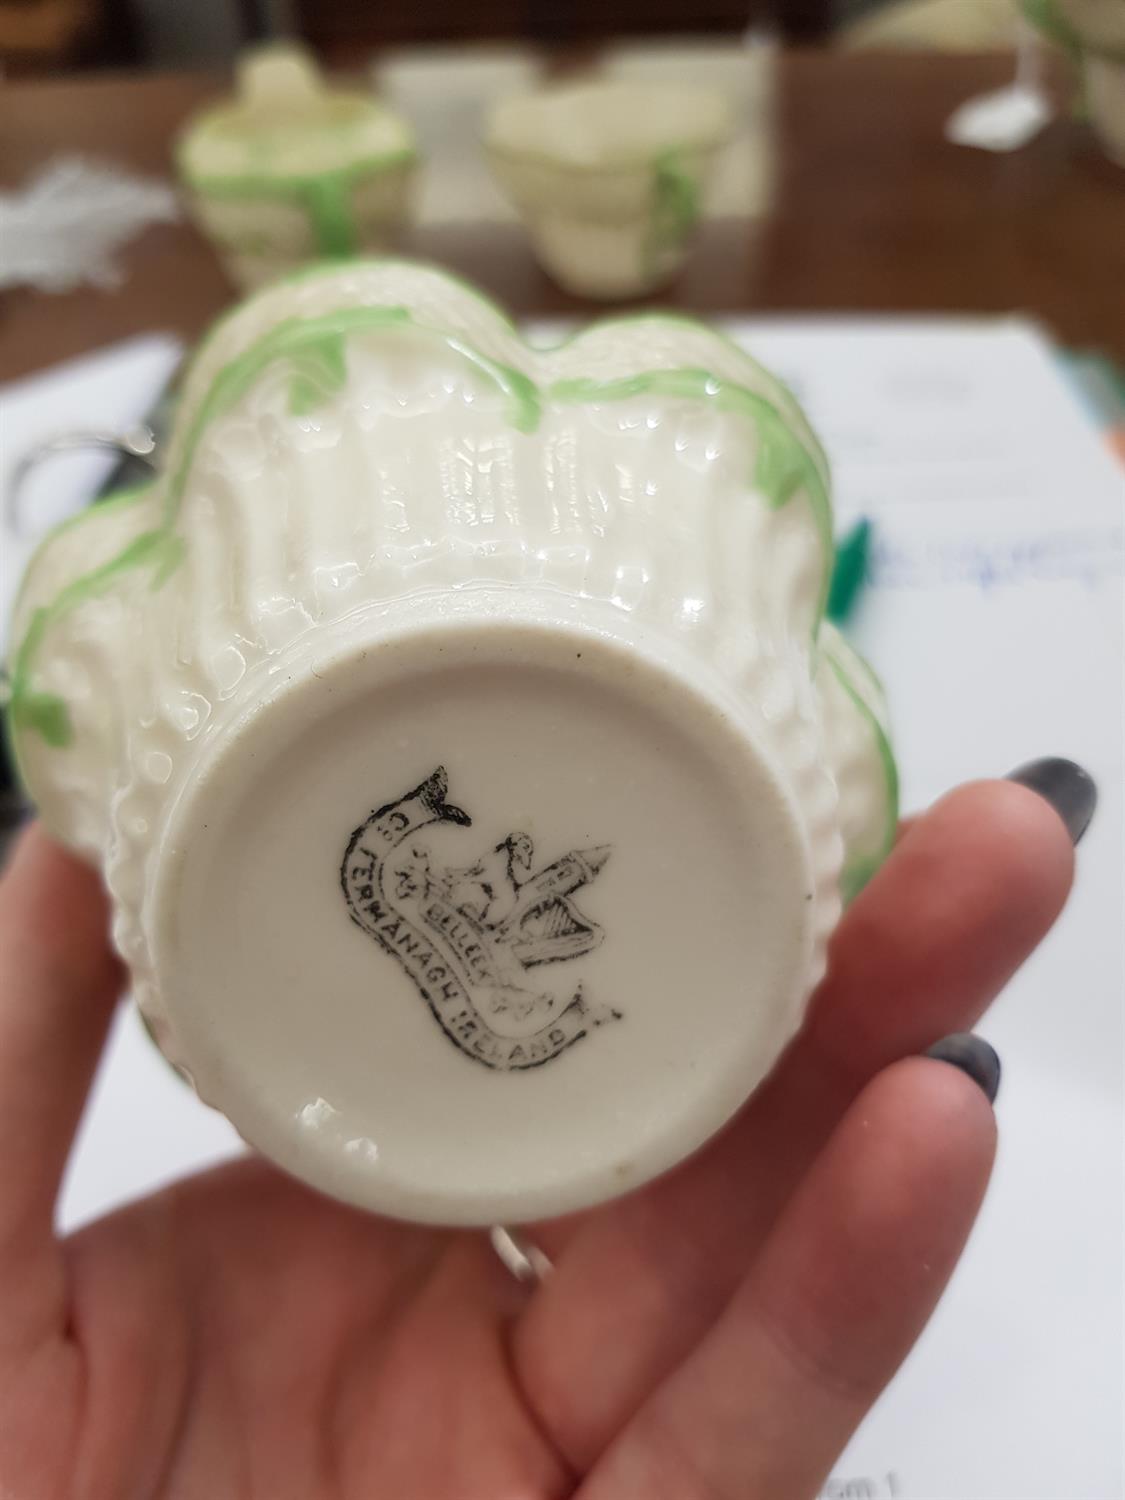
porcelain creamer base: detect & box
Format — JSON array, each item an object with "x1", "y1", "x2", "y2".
[
  {"x1": 8, "y1": 259, "x2": 894, "y2": 1225},
  {"x1": 144, "y1": 591, "x2": 825, "y2": 1224}
]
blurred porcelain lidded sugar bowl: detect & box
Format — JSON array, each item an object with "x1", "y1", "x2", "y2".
[
  {"x1": 7, "y1": 261, "x2": 896, "y2": 1226},
  {"x1": 176, "y1": 45, "x2": 418, "y2": 291},
  {"x1": 485, "y1": 79, "x2": 733, "y2": 299}
]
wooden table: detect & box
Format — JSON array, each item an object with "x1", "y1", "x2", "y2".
[{"x1": 2, "y1": 50, "x2": 1124, "y2": 387}]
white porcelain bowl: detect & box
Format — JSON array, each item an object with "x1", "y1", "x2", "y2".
[{"x1": 7, "y1": 262, "x2": 896, "y2": 1225}]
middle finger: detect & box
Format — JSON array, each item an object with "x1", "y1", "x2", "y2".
[{"x1": 512, "y1": 778, "x2": 1073, "y2": 1472}]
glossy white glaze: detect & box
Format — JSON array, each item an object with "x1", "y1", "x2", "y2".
[{"x1": 10, "y1": 262, "x2": 894, "y2": 1223}]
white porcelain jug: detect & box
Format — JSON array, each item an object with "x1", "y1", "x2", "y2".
[{"x1": 7, "y1": 262, "x2": 896, "y2": 1224}]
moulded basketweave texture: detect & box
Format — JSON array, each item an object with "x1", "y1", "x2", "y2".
[{"x1": 8, "y1": 261, "x2": 897, "y2": 1224}]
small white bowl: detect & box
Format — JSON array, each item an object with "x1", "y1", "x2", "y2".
[
  {"x1": 485, "y1": 78, "x2": 733, "y2": 300},
  {"x1": 177, "y1": 45, "x2": 418, "y2": 291}
]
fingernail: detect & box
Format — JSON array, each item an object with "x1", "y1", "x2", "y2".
[
  {"x1": 925, "y1": 1033, "x2": 1001, "y2": 1104},
  {"x1": 1007, "y1": 757, "x2": 1097, "y2": 845}
]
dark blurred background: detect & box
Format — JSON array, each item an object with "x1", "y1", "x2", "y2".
[{"x1": 1, "y1": 0, "x2": 904, "y2": 73}]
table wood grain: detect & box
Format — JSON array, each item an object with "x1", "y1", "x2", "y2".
[{"x1": 1, "y1": 50, "x2": 1123, "y2": 387}]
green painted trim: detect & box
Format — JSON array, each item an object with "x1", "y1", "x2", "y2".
[
  {"x1": 10, "y1": 481, "x2": 153, "y2": 619},
  {"x1": 183, "y1": 147, "x2": 416, "y2": 199},
  {"x1": 176, "y1": 258, "x2": 523, "y2": 435},
  {"x1": 287, "y1": 329, "x2": 349, "y2": 415},
  {"x1": 550, "y1": 368, "x2": 834, "y2": 617},
  {"x1": 537, "y1": 309, "x2": 831, "y2": 485},
  {"x1": 163, "y1": 305, "x2": 541, "y2": 532},
  {"x1": 10, "y1": 272, "x2": 834, "y2": 750},
  {"x1": 653, "y1": 150, "x2": 701, "y2": 244},
  {"x1": 210, "y1": 268, "x2": 828, "y2": 508},
  {"x1": 7, "y1": 308, "x2": 543, "y2": 744},
  {"x1": 267, "y1": 256, "x2": 523, "y2": 332},
  {"x1": 840, "y1": 850, "x2": 886, "y2": 908},
  {"x1": 6, "y1": 483, "x2": 158, "y2": 761},
  {"x1": 823, "y1": 648, "x2": 899, "y2": 904},
  {"x1": 184, "y1": 148, "x2": 416, "y2": 258},
  {"x1": 645, "y1": 148, "x2": 702, "y2": 280},
  {"x1": 303, "y1": 174, "x2": 357, "y2": 256},
  {"x1": 181, "y1": 260, "x2": 813, "y2": 443},
  {"x1": 9, "y1": 524, "x2": 181, "y2": 751}
]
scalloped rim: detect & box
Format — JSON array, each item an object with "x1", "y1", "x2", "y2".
[{"x1": 8, "y1": 261, "x2": 835, "y2": 746}]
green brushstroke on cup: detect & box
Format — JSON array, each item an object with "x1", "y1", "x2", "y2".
[{"x1": 9, "y1": 292, "x2": 836, "y2": 749}]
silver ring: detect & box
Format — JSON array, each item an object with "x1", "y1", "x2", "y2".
[
  {"x1": 489, "y1": 1225, "x2": 554, "y2": 1284},
  {"x1": 5, "y1": 426, "x2": 158, "y2": 537}
]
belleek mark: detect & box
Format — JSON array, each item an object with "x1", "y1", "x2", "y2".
[{"x1": 340, "y1": 768, "x2": 620, "y2": 1070}]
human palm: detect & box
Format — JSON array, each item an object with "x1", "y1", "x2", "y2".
[{"x1": 0, "y1": 780, "x2": 1073, "y2": 1500}]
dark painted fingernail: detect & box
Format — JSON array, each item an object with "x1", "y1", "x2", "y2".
[
  {"x1": 1007, "y1": 757, "x2": 1097, "y2": 845},
  {"x1": 925, "y1": 1033, "x2": 1001, "y2": 1104}
]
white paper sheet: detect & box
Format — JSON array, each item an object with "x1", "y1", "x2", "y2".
[
  {"x1": 725, "y1": 318, "x2": 1124, "y2": 1500},
  {"x1": 4, "y1": 317, "x2": 1122, "y2": 1500}
]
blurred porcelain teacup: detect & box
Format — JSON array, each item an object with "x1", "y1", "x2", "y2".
[
  {"x1": 177, "y1": 44, "x2": 418, "y2": 290},
  {"x1": 485, "y1": 77, "x2": 732, "y2": 299}
]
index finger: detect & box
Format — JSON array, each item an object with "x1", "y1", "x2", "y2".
[{"x1": 0, "y1": 825, "x2": 121, "y2": 1352}]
